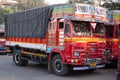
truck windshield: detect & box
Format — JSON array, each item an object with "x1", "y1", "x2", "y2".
[
  {"x1": 72, "y1": 21, "x2": 104, "y2": 37},
  {"x1": 92, "y1": 23, "x2": 104, "y2": 37}
]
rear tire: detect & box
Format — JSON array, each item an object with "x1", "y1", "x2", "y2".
[
  {"x1": 13, "y1": 50, "x2": 28, "y2": 66},
  {"x1": 51, "y1": 54, "x2": 69, "y2": 76}
]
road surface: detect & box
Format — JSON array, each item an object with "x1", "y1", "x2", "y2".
[{"x1": 0, "y1": 55, "x2": 117, "y2": 80}]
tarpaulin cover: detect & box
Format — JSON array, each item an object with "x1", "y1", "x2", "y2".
[{"x1": 5, "y1": 6, "x2": 53, "y2": 38}]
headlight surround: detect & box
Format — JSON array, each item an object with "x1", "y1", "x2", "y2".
[
  {"x1": 106, "y1": 49, "x2": 112, "y2": 53},
  {"x1": 73, "y1": 52, "x2": 80, "y2": 57},
  {"x1": 90, "y1": 48, "x2": 95, "y2": 52},
  {"x1": 0, "y1": 45, "x2": 3, "y2": 47}
]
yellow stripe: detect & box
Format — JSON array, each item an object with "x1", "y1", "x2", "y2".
[
  {"x1": 22, "y1": 51, "x2": 47, "y2": 57},
  {"x1": 64, "y1": 38, "x2": 106, "y2": 42},
  {"x1": 106, "y1": 38, "x2": 118, "y2": 42},
  {"x1": 6, "y1": 50, "x2": 11, "y2": 52}
]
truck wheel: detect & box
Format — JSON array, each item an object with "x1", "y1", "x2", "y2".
[
  {"x1": 13, "y1": 50, "x2": 28, "y2": 66},
  {"x1": 52, "y1": 54, "x2": 69, "y2": 76}
]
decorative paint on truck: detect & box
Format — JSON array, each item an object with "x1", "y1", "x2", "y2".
[
  {"x1": 52, "y1": 3, "x2": 109, "y2": 22},
  {"x1": 5, "y1": 3, "x2": 108, "y2": 76},
  {"x1": 74, "y1": 3, "x2": 108, "y2": 22},
  {"x1": 109, "y1": 10, "x2": 120, "y2": 24}
]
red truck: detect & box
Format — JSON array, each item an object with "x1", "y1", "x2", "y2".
[
  {"x1": 105, "y1": 10, "x2": 120, "y2": 65},
  {"x1": 116, "y1": 30, "x2": 120, "y2": 80},
  {"x1": 0, "y1": 25, "x2": 9, "y2": 54},
  {"x1": 117, "y1": 46, "x2": 120, "y2": 79},
  {"x1": 5, "y1": 3, "x2": 108, "y2": 76}
]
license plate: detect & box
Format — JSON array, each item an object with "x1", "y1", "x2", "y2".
[{"x1": 89, "y1": 62, "x2": 96, "y2": 67}]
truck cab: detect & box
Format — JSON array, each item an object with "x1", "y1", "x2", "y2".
[{"x1": 47, "y1": 18, "x2": 106, "y2": 72}]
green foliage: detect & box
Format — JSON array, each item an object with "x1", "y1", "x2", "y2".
[
  {"x1": 102, "y1": 2, "x2": 120, "y2": 10},
  {"x1": 0, "y1": 0, "x2": 46, "y2": 24},
  {"x1": 67, "y1": 0, "x2": 84, "y2": 4},
  {"x1": 0, "y1": 7, "x2": 14, "y2": 24},
  {"x1": 15, "y1": 0, "x2": 46, "y2": 10}
]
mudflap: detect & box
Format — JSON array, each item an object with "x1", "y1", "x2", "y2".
[{"x1": 48, "y1": 60, "x2": 52, "y2": 73}]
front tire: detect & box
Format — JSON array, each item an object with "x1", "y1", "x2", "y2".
[
  {"x1": 13, "y1": 50, "x2": 28, "y2": 66},
  {"x1": 51, "y1": 54, "x2": 69, "y2": 76}
]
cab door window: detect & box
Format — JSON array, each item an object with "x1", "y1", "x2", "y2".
[{"x1": 59, "y1": 22, "x2": 64, "y2": 29}]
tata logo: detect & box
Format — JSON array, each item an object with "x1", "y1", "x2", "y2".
[{"x1": 90, "y1": 48, "x2": 95, "y2": 52}]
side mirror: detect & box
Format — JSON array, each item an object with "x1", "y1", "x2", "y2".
[{"x1": 65, "y1": 20, "x2": 70, "y2": 37}]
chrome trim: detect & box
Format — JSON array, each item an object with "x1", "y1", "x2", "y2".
[{"x1": 73, "y1": 64, "x2": 105, "y2": 70}]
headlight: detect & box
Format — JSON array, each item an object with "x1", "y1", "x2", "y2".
[{"x1": 73, "y1": 52, "x2": 80, "y2": 57}]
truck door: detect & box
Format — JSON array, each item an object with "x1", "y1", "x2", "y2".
[
  {"x1": 58, "y1": 19, "x2": 65, "y2": 46},
  {"x1": 47, "y1": 20, "x2": 57, "y2": 46}
]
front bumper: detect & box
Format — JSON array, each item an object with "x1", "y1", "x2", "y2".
[{"x1": 73, "y1": 64, "x2": 105, "y2": 70}]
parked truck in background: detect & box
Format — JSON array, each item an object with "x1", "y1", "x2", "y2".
[
  {"x1": 116, "y1": 28, "x2": 120, "y2": 80},
  {"x1": 5, "y1": 3, "x2": 108, "y2": 76},
  {"x1": 105, "y1": 10, "x2": 120, "y2": 65},
  {"x1": 0, "y1": 25, "x2": 8, "y2": 54}
]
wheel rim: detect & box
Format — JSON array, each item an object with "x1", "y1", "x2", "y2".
[
  {"x1": 54, "y1": 59, "x2": 63, "y2": 72},
  {"x1": 15, "y1": 54, "x2": 20, "y2": 64}
]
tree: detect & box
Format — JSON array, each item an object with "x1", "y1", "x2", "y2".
[
  {"x1": 0, "y1": 0, "x2": 47, "y2": 24},
  {"x1": 67, "y1": 0, "x2": 99, "y2": 5},
  {"x1": 67, "y1": 0, "x2": 84, "y2": 4},
  {"x1": 102, "y1": 2, "x2": 120, "y2": 10},
  {"x1": 15, "y1": 0, "x2": 46, "y2": 10},
  {"x1": 0, "y1": 7, "x2": 14, "y2": 24}
]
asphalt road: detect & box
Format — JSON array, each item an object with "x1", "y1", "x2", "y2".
[{"x1": 0, "y1": 55, "x2": 117, "y2": 80}]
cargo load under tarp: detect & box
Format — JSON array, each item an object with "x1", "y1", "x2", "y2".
[{"x1": 5, "y1": 6, "x2": 53, "y2": 38}]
